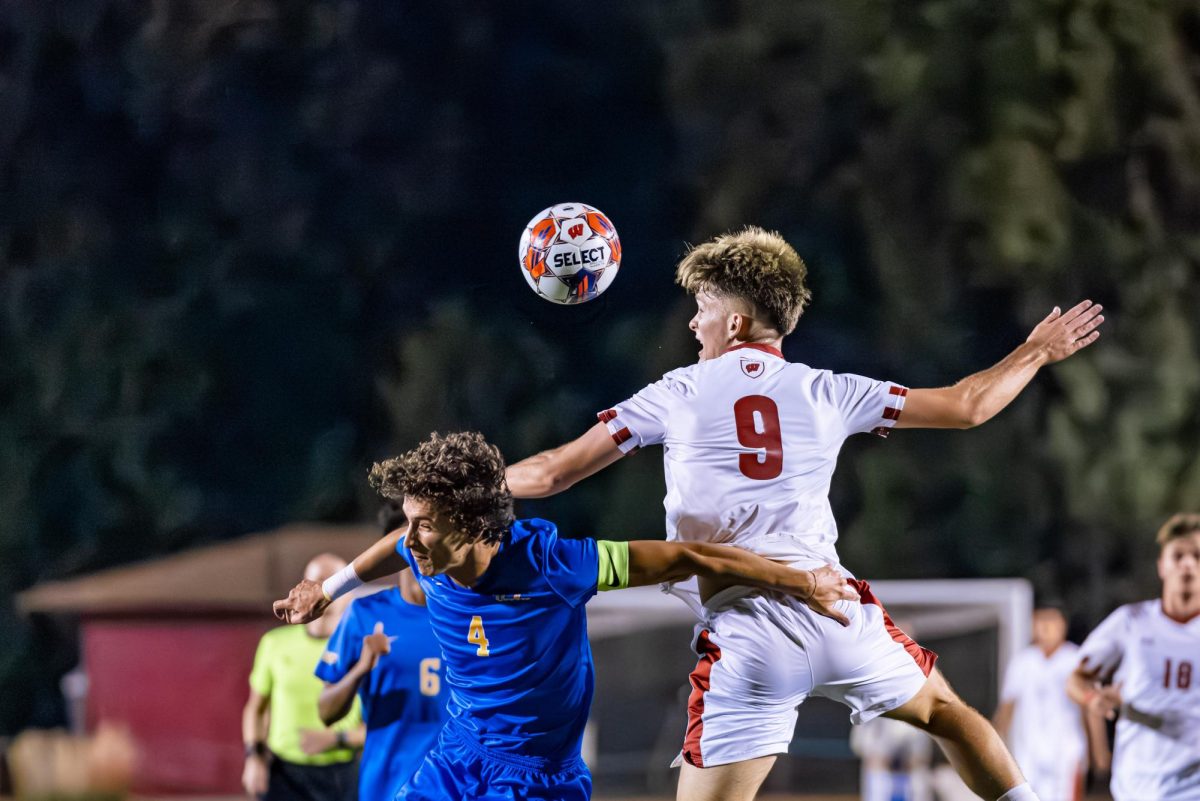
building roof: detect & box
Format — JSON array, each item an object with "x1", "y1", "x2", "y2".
[{"x1": 16, "y1": 523, "x2": 381, "y2": 615}]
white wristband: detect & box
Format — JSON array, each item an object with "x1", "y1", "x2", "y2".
[{"x1": 321, "y1": 563, "x2": 362, "y2": 601}]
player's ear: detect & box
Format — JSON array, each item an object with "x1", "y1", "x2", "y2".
[{"x1": 730, "y1": 311, "x2": 752, "y2": 341}]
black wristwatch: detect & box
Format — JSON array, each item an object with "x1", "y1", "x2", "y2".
[
  {"x1": 244, "y1": 741, "x2": 267, "y2": 759},
  {"x1": 335, "y1": 730, "x2": 348, "y2": 749}
]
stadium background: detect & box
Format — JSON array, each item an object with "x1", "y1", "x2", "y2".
[{"x1": 1, "y1": 0, "x2": 1198, "y2": 796}]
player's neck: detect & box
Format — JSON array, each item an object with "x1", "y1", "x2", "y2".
[
  {"x1": 1162, "y1": 590, "x2": 1200, "y2": 623},
  {"x1": 1038, "y1": 641, "x2": 1064, "y2": 658},
  {"x1": 723, "y1": 335, "x2": 783, "y2": 356},
  {"x1": 445, "y1": 541, "x2": 502, "y2": 588}
]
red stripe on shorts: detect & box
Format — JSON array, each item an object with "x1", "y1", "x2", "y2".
[
  {"x1": 848, "y1": 579, "x2": 937, "y2": 676},
  {"x1": 682, "y1": 629, "x2": 722, "y2": 768},
  {"x1": 597, "y1": 409, "x2": 617, "y2": 424}
]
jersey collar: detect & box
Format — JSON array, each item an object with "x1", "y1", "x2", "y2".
[{"x1": 726, "y1": 342, "x2": 785, "y2": 359}]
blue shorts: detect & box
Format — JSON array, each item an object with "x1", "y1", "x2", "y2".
[{"x1": 397, "y1": 725, "x2": 591, "y2": 801}]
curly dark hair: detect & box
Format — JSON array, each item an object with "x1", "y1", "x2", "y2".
[
  {"x1": 368, "y1": 431, "x2": 514, "y2": 545},
  {"x1": 675, "y1": 226, "x2": 812, "y2": 336}
]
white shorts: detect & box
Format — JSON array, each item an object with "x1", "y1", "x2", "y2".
[{"x1": 677, "y1": 579, "x2": 936, "y2": 768}]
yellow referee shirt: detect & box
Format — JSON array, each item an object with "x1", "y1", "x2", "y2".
[{"x1": 249, "y1": 625, "x2": 362, "y2": 766}]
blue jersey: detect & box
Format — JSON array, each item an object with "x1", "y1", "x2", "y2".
[
  {"x1": 398, "y1": 518, "x2": 599, "y2": 765},
  {"x1": 316, "y1": 588, "x2": 448, "y2": 801}
]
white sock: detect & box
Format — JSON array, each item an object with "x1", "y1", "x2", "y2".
[{"x1": 996, "y1": 783, "x2": 1040, "y2": 801}]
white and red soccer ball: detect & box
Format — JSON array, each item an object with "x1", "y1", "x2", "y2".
[{"x1": 518, "y1": 203, "x2": 621, "y2": 304}]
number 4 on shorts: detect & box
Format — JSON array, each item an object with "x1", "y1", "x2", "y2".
[{"x1": 468, "y1": 615, "x2": 490, "y2": 656}]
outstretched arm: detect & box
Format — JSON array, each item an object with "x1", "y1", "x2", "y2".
[
  {"x1": 505, "y1": 422, "x2": 623, "y2": 498},
  {"x1": 273, "y1": 532, "x2": 409, "y2": 624},
  {"x1": 898, "y1": 300, "x2": 1104, "y2": 429},
  {"x1": 618, "y1": 540, "x2": 859, "y2": 626}
]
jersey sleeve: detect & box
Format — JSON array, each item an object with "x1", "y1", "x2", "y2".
[
  {"x1": 539, "y1": 532, "x2": 601, "y2": 608},
  {"x1": 1077, "y1": 606, "x2": 1128, "y2": 681},
  {"x1": 248, "y1": 633, "x2": 274, "y2": 696},
  {"x1": 315, "y1": 600, "x2": 362, "y2": 685},
  {"x1": 598, "y1": 372, "x2": 688, "y2": 453},
  {"x1": 816, "y1": 371, "x2": 908, "y2": 438}
]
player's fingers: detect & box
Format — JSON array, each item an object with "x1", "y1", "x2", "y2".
[
  {"x1": 1072, "y1": 331, "x2": 1101, "y2": 352},
  {"x1": 1072, "y1": 314, "x2": 1104, "y2": 337},
  {"x1": 1039, "y1": 306, "x2": 1062, "y2": 325},
  {"x1": 1058, "y1": 299, "x2": 1095, "y2": 324},
  {"x1": 374, "y1": 621, "x2": 385, "y2": 635}
]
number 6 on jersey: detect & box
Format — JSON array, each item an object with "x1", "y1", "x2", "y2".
[{"x1": 468, "y1": 615, "x2": 491, "y2": 656}]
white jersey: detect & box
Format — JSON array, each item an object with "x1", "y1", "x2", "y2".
[
  {"x1": 600, "y1": 343, "x2": 905, "y2": 576},
  {"x1": 1078, "y1": 600, "x2": 1200, "y2": 801},
  {"x1": 999, "y1": 643, "x2": 1087, "y2": 800}
]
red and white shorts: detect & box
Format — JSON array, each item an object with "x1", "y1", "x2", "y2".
[{"x1": 677, "y1": 579, "x2": 936, "y2": 769}]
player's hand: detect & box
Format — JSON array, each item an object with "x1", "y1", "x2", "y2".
[
  {"x1": 272, "y1": 579, "x2": 330, "y2": 624},
  {"x1": 1087, "y1": 683, "x2": 1123, "y2": 721},
  {"x1": 1025, "y1": 300, "x2": 1104, "y2": 364},
  {"x1": 802, "y1": 564, "x2": 859, "y2": 627},
  {"x1": 359, "y1": 621, "x2": 392, "y2": 671},
  {"x1": 241, "y1": 752, "x2": 269, "y2": 796},
  {"x1": 298, "y1": 728, "x2": 338, "y2": 756}
]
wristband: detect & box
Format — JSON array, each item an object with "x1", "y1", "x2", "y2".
[
  {"x1": 244, "y1": 741, "x2": 266, "y2": 759},
  {"x1": 322, "y1": 563, "x2": 362, "y2": 602}
]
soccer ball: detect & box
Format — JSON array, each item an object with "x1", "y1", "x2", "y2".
[{"x1": 518, "y1": 203, "x2": 621, "y2": 304}]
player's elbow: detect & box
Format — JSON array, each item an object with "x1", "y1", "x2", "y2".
[{"x1": 316, "y1": 693, "x2": 344, "y2": 727}]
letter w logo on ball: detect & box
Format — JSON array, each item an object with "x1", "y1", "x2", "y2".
[{"x1": 568, "y1": 223, "x2": 584, "y2": 238}]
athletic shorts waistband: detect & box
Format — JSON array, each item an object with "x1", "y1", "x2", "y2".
[{"x1": 444, "y1": 723, "x2": 587, "y2": 775}]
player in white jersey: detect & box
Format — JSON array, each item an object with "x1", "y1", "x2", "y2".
[
  {"x1": 1068, "y1": 514, "x2": 1200, "y2": 801},
  {"x1": 505, "y1": 226, "x2": 1104, "y2": 801},
  {"x1": 993, "y1": 606, "x2": 1091, "y2": 801}
]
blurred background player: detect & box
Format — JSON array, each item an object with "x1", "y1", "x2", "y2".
[
  {"x1": 242, "y1": 553, "x2": 362, "y2": 801},
  {"x1": 850, "y1": 716, "x2": 934, "y2": 801},
  {"x1": 273, "y1": 431, "x2": 856, "y2": 801},
  {"x1": 1068, "y1": 513, "x2": 1200, "y2": 801},
  {"x1": 992, "y1": 604, "x2": 1093, "y2": 801},
  {"x1": 505, "y1": 226, "x2": 1104, "y2": 801},
  {"x1": 850, "y1": 619, "x2": 935, "y2": 801},
  {"x1": 314, "y1": 502, "x2": 448, "y2": 801}
]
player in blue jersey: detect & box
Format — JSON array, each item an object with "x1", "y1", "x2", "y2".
[
  {"x1": 274, "y1": 431, "x2": 856, "y2": 801},
  {"x1": 314, "y1": 502, "x2": 448, "y2": 801}
]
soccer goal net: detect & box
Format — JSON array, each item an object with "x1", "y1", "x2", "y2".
[{"x1": 584, "y1": 578, "x2": 1032, "y2": 796}]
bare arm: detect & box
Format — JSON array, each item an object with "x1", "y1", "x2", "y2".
[
  {"x1": 1068, "y1": 662, "x2": 1122, "y2": 719},
  {"x1": 241, "y1": 690, "x2": 270, "y2": 796},
  {"x1": 991, "y1": 699, "x2": 1014, "y2": 741},
  {"x1": 505, "y1": 423, "x2": 623, "y2": 498},
  {"x1": 318, "y1": 676, "x2": 364, "y2": 728},
  {"x1": 1083, "y1": 703, "x2": 1112, "y2": 773},
  {"x1": 317, "y1": 622, "x2": 392, "y2": 725},
  {"x1": 898, "y1": 300, "x2": 1104, "y2": 429},
  {"x1": 273, "y1": 532, "x2": 408, "y2": 624},
  {"x1": 625, "y1": 541, "x2": 859, "y2": 625}
]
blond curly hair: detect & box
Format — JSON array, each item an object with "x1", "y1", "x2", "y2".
[
  {"x1": 369, "y1": 432, "x2": 514, "y2": 545},
  {"x1": 675, "y1": 226, "x2": 812, "y2": 335}
]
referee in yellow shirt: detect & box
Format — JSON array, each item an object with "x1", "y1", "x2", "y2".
[{"x1": 242, "y1": 554, "x2": 363, "y2": 801}]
